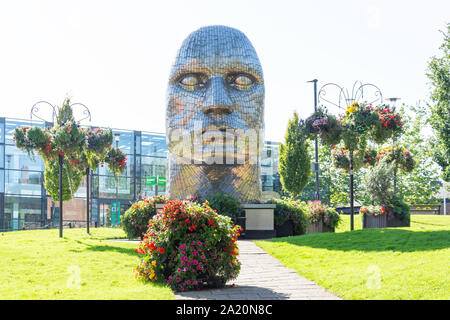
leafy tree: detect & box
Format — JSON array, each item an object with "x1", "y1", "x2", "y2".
[
  {"x1": 278, "y1": 112, "x2": 311, "y2": 198},
  {"x1": 395, "y1": 104, "x2": 441, "y2": 203},
  {"x1": 427, "y1": 23, "x2": 450, "y2": 181}
]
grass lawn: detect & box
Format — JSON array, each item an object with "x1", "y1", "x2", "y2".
[
  {"x1": 0, "y1": 228, "x2": 174, "y2": 300},
  {"x1": 255, "y1": 215, "x2": 450, "y2": 299}
]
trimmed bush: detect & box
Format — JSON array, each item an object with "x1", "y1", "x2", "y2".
[
  {"x1": 267, "y1": 198, "x2": 309, "y2": 236},
  {"x1": 134, "y1": 200, "x2": 242, "y2": 292},
  {"x1": 122, "y1": 195, "x2": 168, "y2": 239},
  {"x1": 206, "y1": 192, "x2": 243, "y2": 221}
]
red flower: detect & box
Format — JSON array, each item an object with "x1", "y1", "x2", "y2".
[{"x1": 157, "y1": 247, "x2": 165, "y2": 254}]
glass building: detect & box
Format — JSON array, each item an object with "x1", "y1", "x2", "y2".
[{"x1": 0, "y1": 117, "x2": 281, "y2": 231}]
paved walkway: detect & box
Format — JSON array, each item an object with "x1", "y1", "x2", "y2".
[
  {"x1": 175, "y1": 240, "x2": 341, "y2": 300},
  {"x1": 108, "y1": 238, "x2": 340, "y2": 300}
]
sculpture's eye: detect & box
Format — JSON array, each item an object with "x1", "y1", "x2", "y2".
[
  {"x1": 228, "y1": 74, "x2": 255, "y2": 90},
  {"x1": 178, "y1": 73, "x2": 206, "y2": 90}
]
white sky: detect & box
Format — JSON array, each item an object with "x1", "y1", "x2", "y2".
[{"x1": 0, "y1": 0, "x2": 449, "y2": 142}]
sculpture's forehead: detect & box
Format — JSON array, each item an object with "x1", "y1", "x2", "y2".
[{"x1": 170, "y1": 26, "x2": 263, "y2": 79}]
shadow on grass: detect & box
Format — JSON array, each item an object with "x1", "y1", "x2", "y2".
[
  {"x1": 85, "y1": 244, "x2": 139, "y2": 257},
  {"x1": 265, "y1": 229, "x2": 450, "y2": 253},
  {"x1": 68, "y1": 239, "x2": 139, "y2": 257}
]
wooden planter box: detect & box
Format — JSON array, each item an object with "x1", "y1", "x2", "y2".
[
  {"x1": 363, "y1": 215, "x2": 387, "y2": 229},
  {"x1": 363, "y1": 214, "x2": 410, "y2": 229},
  {"x1": 306, "y1": 221, "x2": 335, "y2": 234},
  {"x1": 386, "y1": 215, "x2": 410, "y2": 228},
  {"x1": 275, "y1": 220, "x2": 294, "y2": 237}
]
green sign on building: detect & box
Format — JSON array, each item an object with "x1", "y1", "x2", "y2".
[
  {"x1": 157, "y1": 177, "x2": 166, "y2": 186},
  {"x1": 146, "y1": 176, "x2": 156, "y2": 186}
]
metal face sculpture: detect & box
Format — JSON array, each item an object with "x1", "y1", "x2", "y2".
[{"x1": 166, "y1": 25, "x2": 265, "y2": 202}]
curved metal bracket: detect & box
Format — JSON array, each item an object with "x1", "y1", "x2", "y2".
[
  {"x1": 69, "y1": 102, "x2": 92, "y2": 123},
  {"x1": 317, "y1": 81, "x2": 383, "y2": 114},
  {"x1": 30, "y1": 101, "x2": 57, "y2": 123},
  {"x1": 30, "y1": 100, "x2": 91, "y2": 124}
]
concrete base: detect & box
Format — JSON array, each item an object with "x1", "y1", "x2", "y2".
[{"x1": 242, "y1": 204, "x2": 275, "y2": 239}]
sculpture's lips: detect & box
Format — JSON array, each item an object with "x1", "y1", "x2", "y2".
[
  {"x1": 201, "y1": 126, "x2": 235, "y2": 135},
  {"x1": 201, "y1": 126, "x2": 236, "y2": 145}
]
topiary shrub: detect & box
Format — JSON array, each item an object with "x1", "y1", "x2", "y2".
[
  {"x1": 122, "y1": 195, "x2": 169, "y2": 239},
  {"x1": 134, "y1": 200, "x2": 242, "y2": 292},
  {"x1": 206, "y1": 192, "x2": 243, "y2": 222}
]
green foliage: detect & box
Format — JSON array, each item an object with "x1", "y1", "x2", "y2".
[
  {"x1": 387, "y1": 196, "x2": 410, "y2": 222},
  {"x1": 266, "y1": 198, "x2": 309, "y2": 235},
  {"x1": 279, "y1": 111, "x2": 311, "y2": 198},
  {"x1": 134, "y1": 200, "x2": 242, "y2": 292},
  {"x1": 427, "y1": 23, "x2": 450, "y2": 181},
  {"x1": 395, "y1": 104, "x2": 441, "y2": 204},
  {"x1": 43, "y1": 158, "x2": 84, "y2": 202},
  {"x1": 122, "y1": 196, "x2": 169, "y2": 239},
  {"x1": 205, "y1": 192, "x2": 242, "y2": 221},
  {"x1": 362, "y1": 161, "x2": 395, "y2": 205},
  {"x1": 13, "y1": 97, "x2": 125, "y2": 203}
]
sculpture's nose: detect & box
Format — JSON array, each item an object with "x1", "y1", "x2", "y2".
[{"x1": 202, "y1": 76, "x2": 233, "y2": 115}]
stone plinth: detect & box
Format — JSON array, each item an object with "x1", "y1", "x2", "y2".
[{"x1": 242, "y1": 204, "x2": 276, "y2": 239}]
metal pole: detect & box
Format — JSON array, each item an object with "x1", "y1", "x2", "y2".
[
  {"x1": 86, "y1": 167, "x2": 90, "y2": 234},
  {"x1": 59, "y1": 154, "x2": 63, "y2": 237},
  {"x1": 349, "y1": 149, "x2": 354, "y2": 231},
  {"x1": 308, "y1": 79, "x2": 320, "y2": 200}
]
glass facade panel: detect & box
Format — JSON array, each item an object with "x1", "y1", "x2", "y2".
[
  {"x1": 141, "y1": 133, "x2": 167, "y2": 157},
  {"x1": 4, "y1": 145, "x2": 44, "y2": 171},
  {"x1": 3, "y1": 196, "x2": 42, "y2": 231},
  {"x1": 4, "y1": 170, "x2": 42, "y2": 196},
  {"x1": 98, "y1": 175, "x2": 134, "y2": 199}
]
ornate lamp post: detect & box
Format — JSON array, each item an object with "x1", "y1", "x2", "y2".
[
  {"x1": 30, "y1": 99, "x2": 91, "y2": 237},
  {"x1": 317, "y1": 81, "x2": 383, "y2": 230}
]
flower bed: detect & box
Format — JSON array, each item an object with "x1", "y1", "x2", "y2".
[{"x1": 134, "y1": 200, "x2": 242, "y2": 292}]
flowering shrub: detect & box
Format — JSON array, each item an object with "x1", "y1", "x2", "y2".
[
  {"x1": 134, "y1": 200, "x2": 242, "y2": 292},
  {"x1": 305, "y1": 109, "x2": 342, "y2": 146},
  {"x1": 371, "y1": 105, "x2": 404, "y2": 143},
  {"x1": 359, "y1": 205, "x2": 391, "y2": 217},
  {"x1": 122, "y1": 195, "x2": 169, "y2": 239},
  {"x1": 184, "y1": 195, "x2": 203, "y2": 204},
  {"x1": 331, "y1": 148, "x2": 377, "y2": 172},
  {"x1": 305, "y1": 201, "x2": 341, "y2": 230},
  {"x1": 266, "y1": 198, "x2": 308, "y2": 235}
]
